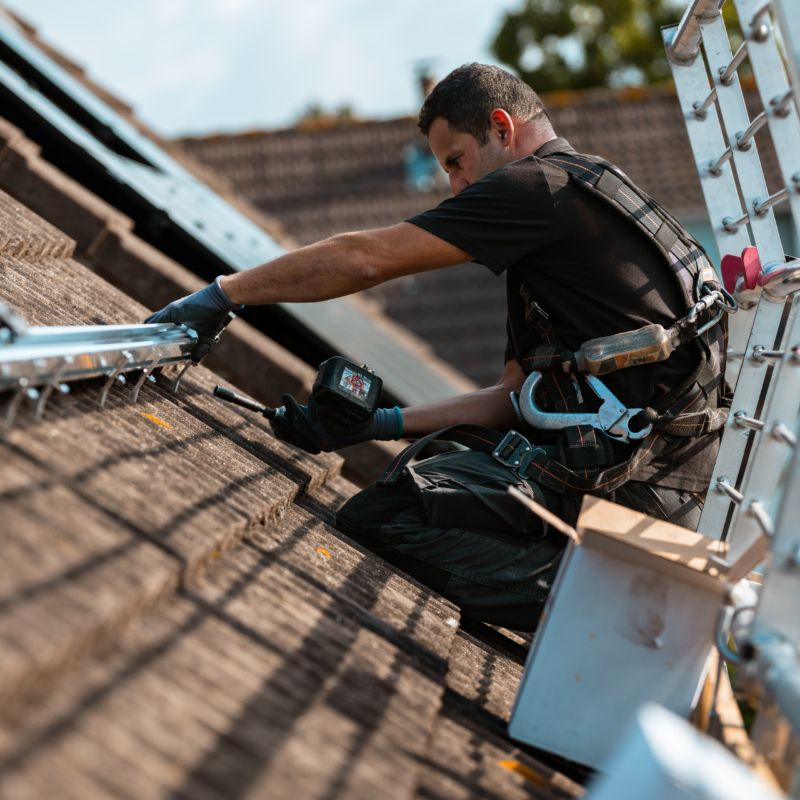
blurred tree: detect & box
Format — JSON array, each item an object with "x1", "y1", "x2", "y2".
[
  {"x1": 296, "y1": 102, "x2": 357, "y2": 129},
  {"x1": 491, "y1": 0, "x2": 742, "y2": 92}
]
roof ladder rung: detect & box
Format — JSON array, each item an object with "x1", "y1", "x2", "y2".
[
  {"x1": 723, "y1": 211, "x2": 751, "y2": 230},
  {"x1": 736, "y1": 110, "x2": 768, "y2": 150},
  {"x1": 694, "y1": 87, "x2": 718, "y2": 118},
  {"x1": 753, "y1": 187, "x2": 790, "y2": 215},
  {"x1": 719, "y1": 41, "x2": 749, "y2": 86},
  {"x1": 749, "y1": 0, "x2": 774, "y2": 43},
  {"x1": 708, "y1": 146, "x2": 732, "y2": 176}
]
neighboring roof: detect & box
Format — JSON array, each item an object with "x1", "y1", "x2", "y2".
[
  {"x1": 0, "y1": 185, "x2": 583, "y2": 799},
  {"x1": 179, "y1": 79, "x2": 784, "y2": 235},
  {"x1": 179, "y1": 81, "x2": 784, "y2": 388},
  {"x1": 181, "y1": 116, "x2": 451, "y2": 247},
  {"x1": 0, "y1": 9, "x2": 477, "y2": 407}
]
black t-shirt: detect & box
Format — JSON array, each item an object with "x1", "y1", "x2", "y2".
[{"x1": 407, "y1": 138, "x2": 720, "y2": 491}]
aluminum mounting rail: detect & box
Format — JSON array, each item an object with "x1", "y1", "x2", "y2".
[{"x1": 1, "y1": 304, "x2": 197, "y2": 423}]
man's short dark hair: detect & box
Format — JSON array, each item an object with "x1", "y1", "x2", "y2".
[{"x1": 418, "y1": 63, "x2": 549, "y2": 145}]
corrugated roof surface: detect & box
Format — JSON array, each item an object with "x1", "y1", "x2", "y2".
[{"x1": 0, "y1": 187, "x2": 583, "y2": 799}]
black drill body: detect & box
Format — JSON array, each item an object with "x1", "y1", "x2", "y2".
[{"x1": 212, "y1": 356, "x2": 383, "y2": 424}]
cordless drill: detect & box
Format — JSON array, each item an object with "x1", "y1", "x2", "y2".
[{"x1": 212, "y1": 356, "x2": 383, "y2": 426}]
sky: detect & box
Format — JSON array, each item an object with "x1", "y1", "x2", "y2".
[{"x1": 10, "y1": 0, "x2": 521, "y2": 138}]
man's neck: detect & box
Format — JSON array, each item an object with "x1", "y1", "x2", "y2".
[{"x1": 517, "y1": 128, "x2": 558, "y2": 159}]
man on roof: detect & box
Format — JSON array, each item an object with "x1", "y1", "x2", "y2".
[{"x1": 146, "y1": 64, "x2": 730, "y2": 632}]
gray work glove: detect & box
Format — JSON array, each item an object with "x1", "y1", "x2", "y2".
[
  {"x1": 144, "y1": 277, "x2": 241, "y2": 361},
  {"x1": 271, "y1": 394, "x2": 403, "y2": 454}
]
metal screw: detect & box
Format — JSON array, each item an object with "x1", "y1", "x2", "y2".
[{"x1": 735, "y1": 131, "x2": 752, "y2": 151}]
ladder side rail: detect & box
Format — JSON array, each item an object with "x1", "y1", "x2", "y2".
[
  {"x1": 733, "y1": 0, "x2": 800, "y2": 247},
  {"x1": 671, "y1": 13, "x2": 794, "y2": 538},
  {"x1": 700, "y1": 12, "x2": 786, "y2": 268},
  {"x1": 695, "y1": 294, "x2": 784, "y2": 539},
  {"x1": 663, "y1": 23, "x2": 755, "y2": 393},
  {"x1": 725, "y1": 304, "x2": 800, "y2": 562},
  {"x1": 740, "y1": 387, "x2": 800, "y2": 787},
  {"x1": 773, "y1": 0, "x2": 800, "y2": 117},
  {"x1": 746, "y1": 408, "x2": 800, "y2": 648}
]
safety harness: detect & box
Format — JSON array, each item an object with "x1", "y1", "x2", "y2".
[{"x1": 380, "y1": 152, "x2": 734, "y2": 503}]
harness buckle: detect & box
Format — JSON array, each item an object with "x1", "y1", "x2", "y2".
[{"x1": 492, "y1": 430, "x2": 542, "y2": 479}]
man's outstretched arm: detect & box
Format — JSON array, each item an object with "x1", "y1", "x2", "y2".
[
  {"x1": 145, "y1": 222, "x2": 523, "y2": 450},
  {"x1": 219, "y1": 222, "x2": 471, "y2": 305},
  {"x1": 400, "y1": 358, "x2": 526, "y2": 439}
]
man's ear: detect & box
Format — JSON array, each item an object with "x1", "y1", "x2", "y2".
[{"x1": 489, "y1": 109, "x2": 515, "y2": 145}]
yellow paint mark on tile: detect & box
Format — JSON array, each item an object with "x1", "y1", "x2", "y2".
[
  {"x1": 316, "y1": 547, "x2": 331, "y2": 559},
  {"x1": 140, "y1": 413, "x2": 173, "y2": 429},
  {"x1": 588, "y1": 633, "x2": 597, "y2": 640},
  {"x1": 574, "y1": 672, "x2": 581, "y2": 682},
  {"x1": 498, "y1": 761, "x2": 548, "y2": 788},
  {"x1": 41, "y1": 298, "x2": 48, "y2": 304}
]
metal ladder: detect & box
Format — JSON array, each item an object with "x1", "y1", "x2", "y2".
[{"x1": 666, "y1": 1, "x2": 800, "y2": 790}]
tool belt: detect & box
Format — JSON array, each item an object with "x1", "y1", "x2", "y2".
[{"x1": 382, "y1": 153, "x2": 732, "y2": 499}]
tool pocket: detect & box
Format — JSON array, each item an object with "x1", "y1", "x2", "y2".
[{"x1": 405, "y1": 450, "x2": 549, "y2": 538}]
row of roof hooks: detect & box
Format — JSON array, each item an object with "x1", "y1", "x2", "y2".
[
  {"x1": 669, "y1": 0, "x2": 800, "y2": 234},
  {"x1": 0, "y1": 301, "x2": 198, "y2": 427}
]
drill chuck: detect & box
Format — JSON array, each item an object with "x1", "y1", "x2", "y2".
[{"x1": 212, "y1": 386, "x2": 276, "y2": 419}]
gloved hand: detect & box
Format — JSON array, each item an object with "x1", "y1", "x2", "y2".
[
  {"x1": 144, "y1": 277, "x2": 242, "y2": 362},
  {"x1": 270, "y1": 394, "x2": 403, "y2": 454}
]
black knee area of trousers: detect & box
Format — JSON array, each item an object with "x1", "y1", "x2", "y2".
[
  {"x1": 335, "y1": 477, "x2": 563, "y2": 632},
  {"x1": 614, "y1": 481, "x2": 703, "y2": 531},
  {"x1": 335, "y1": 484, "x2": 453, "y2": 595},
  {"x1": 335, "y1": 466, "x2": 703, "y2": 632}
]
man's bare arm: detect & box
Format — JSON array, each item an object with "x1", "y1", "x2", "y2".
[
  {"x1": 401, "y1": 359, "x2": 526, "y2": 438},
  {"x1": 220, "y1": 222, "x2": 471, "y2": 305}
]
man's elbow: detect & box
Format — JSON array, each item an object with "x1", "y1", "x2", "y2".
[{"x1": 328, "y1": 232, "x2": 386, "y2": 289}]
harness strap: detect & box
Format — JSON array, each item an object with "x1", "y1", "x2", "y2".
[
  {"x1": 377, "y1": 423, "x2": 667, "y2": 499},
  {"x1": 543, "y1": 154, "x2": 718, "y2": 286}
]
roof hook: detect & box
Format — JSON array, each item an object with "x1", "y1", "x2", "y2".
[
  {"x1": 129, "y1": 350, "x2": 164, "y2": 403},
  {"x1": 34, "y1": 357, "x2": 73, "y2": 420}
]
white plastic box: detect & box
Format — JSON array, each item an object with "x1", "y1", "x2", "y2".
[{"x1": 508, "y1": 497, "x2": 735, "y2": 769}]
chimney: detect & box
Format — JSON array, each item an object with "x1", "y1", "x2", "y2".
[
  {"x1": 420, "y1": 71, "x2": 436, "y2": 99},
  {"x1": 415, "y1": 63, "x2": 436, "y2": 101}
]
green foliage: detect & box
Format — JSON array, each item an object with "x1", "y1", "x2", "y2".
[
  {"x1": 491, "y1": 0, "x2": 704, "y2": 92},
  {"x1": 296, "y1": 102, "x2": 356, "y2": 129}
]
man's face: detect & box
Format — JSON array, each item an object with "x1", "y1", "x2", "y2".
[{"x1": 428, "y1": 116, "x2": 511, "y2": 195}]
